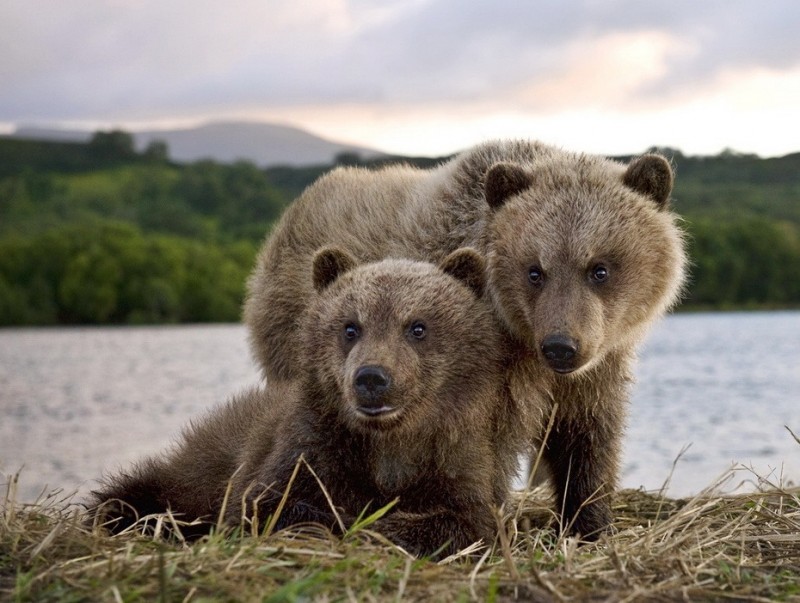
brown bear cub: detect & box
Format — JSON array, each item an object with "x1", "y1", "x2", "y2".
[
  {"x1": 89, "y1": 248, "x2": 521, "y2": 557},
  {"x1": 245, "y1": 139, "x2": 687, "y2": 539}
]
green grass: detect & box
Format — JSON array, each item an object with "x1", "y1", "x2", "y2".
[{"x1": 3, "y1": 466, "x2": 800, "y2": 602}]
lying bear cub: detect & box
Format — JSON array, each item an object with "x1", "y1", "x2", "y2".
[{"x1": 89, "y1": 247, "x2": 523, "y2": 557}]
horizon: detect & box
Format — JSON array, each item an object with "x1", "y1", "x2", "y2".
[
  {"x1": 2, "y1": 1, "x2": 798, "y2": 160},
  {"x1": 3, "y1": 118, "x2": 797, "y2": 161}
]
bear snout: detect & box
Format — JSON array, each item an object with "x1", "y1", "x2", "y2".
[
  {"x1": 540, "y1": 334, "x2": 579, "y2": 374},
  {"x1": 353, "y1": 365, "x2": 394, "y2": 415}
]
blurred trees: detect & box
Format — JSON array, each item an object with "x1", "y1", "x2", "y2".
[
  {"x1": 0, "y1": 131, "x2": 799, "y2": 325},
  {"x1": 687, "y1": 218, "x2": 800, "y2": 308},
  {"x1": 88, "y1": 130, "x2": 136, "y2": 159},
  {"x1": 0, "y1": 222, "x2": 256, "y2": 325}
]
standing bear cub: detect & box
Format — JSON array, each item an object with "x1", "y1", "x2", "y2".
[
  {"x1": 89, "y1": 248, "x2": 521, "y2": 557},
  {"x1": 246, "y1": 139, "x2": 687, "y2": 539}
]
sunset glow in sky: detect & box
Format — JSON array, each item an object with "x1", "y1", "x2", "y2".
[{"x1": 2, "y1": 0, "x2": 798, "y2": 157}]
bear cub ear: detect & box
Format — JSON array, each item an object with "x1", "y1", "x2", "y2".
[
  {"x1": 622, "y1": 154, "x2": 674, "y2": 209},
  {"x1": 312, "y1": 246, "x2": 358, "y2": 292},
  {"x1": 485, "y1": 162, "x2": 534, "y2": 210},
  {"x1": 440, "y1": 248, "x2": 486, "y2": 297}
]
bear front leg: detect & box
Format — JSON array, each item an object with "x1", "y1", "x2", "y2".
[
  {"x1": 374, "y1": 506, "x2": 495, "y2": 558},
  {"x1": 232, "y1": 486, "x2": 347, "y2": 535},
  {"x1": 542, "y1": 412, "x2": 620, "y2": 540},
  {"x1": 229, "y1": 461, "x2": 349, "y2": 536}
]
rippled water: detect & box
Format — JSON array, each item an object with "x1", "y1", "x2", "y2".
[
  {"x1": 1, "y1": 313, "x2": 798, "y2": 503},
  {"x1": 625, "y1": 311, "x2": 800, "y2": 495},
  {"x1": 0, "y1": 325, "x2": 258, "y2": 503}
]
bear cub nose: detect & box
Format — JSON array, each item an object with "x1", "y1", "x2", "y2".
[
  {"x1": 541, "y1": 335, "x2": 579, "y2": 373},
  {"x1": 354, "y1": 365, "x2": 392, "y2": 403}
]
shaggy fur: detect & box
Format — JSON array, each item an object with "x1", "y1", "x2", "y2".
[
  {"x1": 89, "y1": 250, "x2": 522, "y2": 557},
  {"x1": 245, "y1": 140, "x2": 687, "y2": 539},
  {"x1": 87, "y1": 387, "x2": 276, "y2": 538}
]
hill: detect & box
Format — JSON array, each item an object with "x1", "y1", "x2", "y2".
[{"x1": 11, "y1": 121, "x2": 383, "y2": 167}]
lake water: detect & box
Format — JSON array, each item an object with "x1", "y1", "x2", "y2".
[{"x1": 1, "y1": 312, "x2": 798, "y2": 504}]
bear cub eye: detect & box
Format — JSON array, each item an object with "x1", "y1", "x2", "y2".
[
  {"x1": 408, "y1": 321, "x2": 427, "y2": 340},
  {"x1": 590, "y1": 264, "x2": 609, "y2": 283},
  {"x1": 528, "y1": 266, "x2": 544, "y2": 286},
  {"x1": 344, "y1": 323, "x2": 361, "y2": 341}
]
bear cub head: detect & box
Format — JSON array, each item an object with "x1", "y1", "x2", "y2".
[
  {"x1": 484, "y1": 153, "x2": 687, "y2": 375},
  {"x1": 304, "y1": 246, "x2": 502, "y2": 437}
]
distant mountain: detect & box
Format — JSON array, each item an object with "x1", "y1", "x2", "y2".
[
  {"x1": 12, "y1": 121, "x2": 384, "y2": 167},
  {"x1": 12, "y1": 126, "x2": 90, "y2": 143}
]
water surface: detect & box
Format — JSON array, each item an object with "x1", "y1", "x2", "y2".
[
  {"x1": 1, "y1": 312, "x2": 798, "y2": 503},
  {"x1": 625, "y1": 311, "x2": 800, "y2": 495}
]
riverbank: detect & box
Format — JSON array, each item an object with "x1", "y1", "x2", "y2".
[{"x1": 3, "y1": 469, "x2": 799, "y2": 601}]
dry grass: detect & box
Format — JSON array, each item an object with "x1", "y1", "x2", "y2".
[{"x1": 2, "y1": 466, "x2": 799, "y2": 602}]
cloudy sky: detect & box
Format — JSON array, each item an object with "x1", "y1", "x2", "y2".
[{"x1": 1, "y1": 0, "x2": 798, "y2": 157}]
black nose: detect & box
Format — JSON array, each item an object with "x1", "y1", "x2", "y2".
[
  {"x1": 354, "y1": 365, "x2": 391, "y2": 401},
  {"x1": 541, "y1": 335, "x2": 578, "y2": 373}
]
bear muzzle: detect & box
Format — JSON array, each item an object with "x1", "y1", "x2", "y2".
[
  {"x1": 540, "y1": 334, "x2": 580, "y2": 374},
  {"x1": 353, "y1": 365, "x2": 395, "y2": 416}
]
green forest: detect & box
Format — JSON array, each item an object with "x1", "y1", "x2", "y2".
[{"x1": 1, "y1": 131, "x2": 799, "y2": 326}]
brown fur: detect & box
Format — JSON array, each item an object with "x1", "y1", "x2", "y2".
[
  {"x1": 229, "y1": 249, "x2": 521, "y2": 556},
  {"x1": 89, "y1": 250, "x2": 521, "y2": 556},
  {"x1": 87, "y1": 387, "x2": 277, "y2": 538},
  {"x1": 245, "y1": 140, "x2": 687, "y2": 539},
  {"x1": 484, "y1": 154, "x2": 685, "y2": 537}
]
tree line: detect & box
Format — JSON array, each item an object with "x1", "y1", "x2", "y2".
[
  {"x1": 0, "y1": 221, "x2": 255, "y2": 324},
  {"x1": 0, "y1": 134, "x2": 798, "y2": 326}
]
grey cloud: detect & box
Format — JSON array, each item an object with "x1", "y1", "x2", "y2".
[
  {"x1": 0, "y1": 0, "x2": 798, "y2": 122},
  {"x1": 339, "y1": 0, "x2": 800, "y2": 102},
  {"x1": 613, "y1": 1, "x2": 800, "y2": 94}
]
